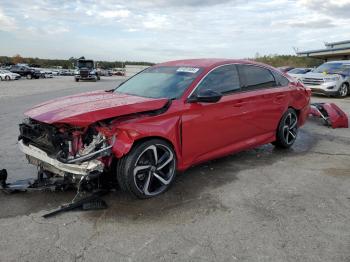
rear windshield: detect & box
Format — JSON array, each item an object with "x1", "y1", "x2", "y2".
[{"x1": 115, "y1": 66, "x2": 203, "y2": 99}]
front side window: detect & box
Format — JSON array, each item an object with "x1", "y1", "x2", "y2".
[
  {"x1": 115, "y1": 66, "x2": 203, "y2": 99},
  {"x1": 196, "y1": 64, "x2": 240, "y2": 94},
  {"x1": 238, "y1": 65, "x2": 277, "y2": 90}
]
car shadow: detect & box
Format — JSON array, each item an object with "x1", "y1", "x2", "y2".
[{"x1": 0, "y1": 129, "x2": 317, "y2": 220}]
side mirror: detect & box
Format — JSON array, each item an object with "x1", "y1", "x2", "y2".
[{"x1": 188, "y1": 89, "x2": 222, "y2": 103}]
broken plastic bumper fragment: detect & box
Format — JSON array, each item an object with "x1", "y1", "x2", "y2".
[
  {"x1": 309, "y1": 103, "x2": 349, "y2": 129},
  {"x1": 18, "y1": 140, "x2": 104, "y2": 176}
]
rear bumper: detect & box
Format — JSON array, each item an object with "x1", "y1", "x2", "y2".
[{"x1": 18, "y1": 140, "x2": 104, "y2": 176}]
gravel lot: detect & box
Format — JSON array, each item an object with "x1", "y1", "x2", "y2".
[{"x1": 0, "y1": 77, "x2": 349, "y2": 262}]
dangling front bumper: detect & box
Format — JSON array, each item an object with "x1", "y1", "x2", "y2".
[{"x1": 18, "y1": 140, "x2": 105, "y2": 176}]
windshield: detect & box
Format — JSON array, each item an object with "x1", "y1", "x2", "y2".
[
  {"x1": 77, "y1": 60, "x2": 94, "y2": 69},
  {"x1": 314, "y1": 63, "x2": 347, "y2": 74},
  {"x1": 115, "y1": 66, "x2": 203, "y2": 99}
]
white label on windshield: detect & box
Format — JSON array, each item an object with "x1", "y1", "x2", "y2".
[{"x1": 177, "y1": 67, "x2": 199, "y2": 73}]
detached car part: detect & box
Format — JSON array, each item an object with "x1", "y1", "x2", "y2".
[{"x1": 309, "y1": 103, "x2": 348, "y2": 128}]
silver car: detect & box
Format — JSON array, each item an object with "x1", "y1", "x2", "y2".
[{"x1": 300, "y1": 61, "x2": 350, "y2": 98}]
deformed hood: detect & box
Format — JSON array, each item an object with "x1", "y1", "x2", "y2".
[{"x1": 25, "y1": 90, "x2": 169, "y2": 126}]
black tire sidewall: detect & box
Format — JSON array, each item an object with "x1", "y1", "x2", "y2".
[
  {"x1": 275, "y1": 108, "x2": 298, "y2": 148},
  {"x1": 117, "y1": 139, "x2": 177, "y2": 199}
]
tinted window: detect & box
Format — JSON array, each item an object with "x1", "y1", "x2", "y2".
[
  {"x1": 196, "y1": 65, "x2": 240, "y2": 94},
  {"x1": 272, "y1": 71, "x2": 290, "y2": 86},
  {"x1": 238, "y1": 65, "x2": 277, "y2": 90}
]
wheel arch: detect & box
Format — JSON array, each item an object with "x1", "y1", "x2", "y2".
[
  {"x1": 132, "y1": 136, "x2": 177, "y2": 156},
  {"x1": 112, "y1": 132, "x2": 180, "y2": 165}
]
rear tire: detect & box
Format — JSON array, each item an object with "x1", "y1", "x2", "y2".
[
  {"x1": 75, "y1": 78, "x2": 79, "y2": 82},
  {"x1": 5, "y1": 75, "x2": 10, "y2": 81},
  {"x1": 26, "y1": 74, "x2": 32, "y2": 80},
  {"x1": 273, "y1": 108, "x2": 298, "y2": 149},
  {"x1": 116, "y1": 139, "x2": 177, "y2": 199}
]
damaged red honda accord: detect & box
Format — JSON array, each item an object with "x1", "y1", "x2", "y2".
[{"x1": 18, "y1": 59, "x2": 310, "y2": 198}]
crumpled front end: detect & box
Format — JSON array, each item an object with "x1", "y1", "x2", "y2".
[{"x1": 18, "y1": 118, "x2": 116, "y2": 177}]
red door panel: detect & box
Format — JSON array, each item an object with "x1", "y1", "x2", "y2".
[{"x1": 181, "y1": 95, "x2": 247, "y2": 165}]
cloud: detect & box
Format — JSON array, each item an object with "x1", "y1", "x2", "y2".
[
  {"x1": 0, "y1": 8, "x2": 17, "y2": 31},
  {"x1": 99, "y1": 9, "x2": 130, "y2": 18},
  {"x1": 0, "y1": 0, "x2": 349, "y2": 61},
  {"x1": 298, "y1": 0, "x2": 350, "y2": 19},
  {"x1": 275, "y1": 18, "x2": 336, "y2": 29}
]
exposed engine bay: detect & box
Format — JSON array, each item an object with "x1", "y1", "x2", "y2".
[{"x1": 19, "y1": 118, "x2": 115, "y2": 167}]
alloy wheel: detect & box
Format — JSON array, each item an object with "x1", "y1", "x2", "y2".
[
  {"x1": 133, "y1": 144, "x2": 175, "y2": 196},
  {"x1": 282, "y1": 112, "x2": 298, "y2": 145},
  {"x1": 339, "y1": 84, "x2": 348, "y2": 97}
]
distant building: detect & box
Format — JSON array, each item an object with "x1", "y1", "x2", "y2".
[{"x1": 297, "y1": 40, "x2": 350, "y2": 61}]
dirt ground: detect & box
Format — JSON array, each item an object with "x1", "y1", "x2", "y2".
[{"x1": 0, "y1": 76, "x2": 349, "y2": 262}]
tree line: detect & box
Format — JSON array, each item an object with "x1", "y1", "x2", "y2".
[
  {"x1": 0, "y1": 55, "x2": 154, "y2": 69},
  {"x1": 253, "y1": 54, "x2": 322, "y2": 68},
  {"x1": 0, "y1": 54, "x2": 323, "y2": 69}
]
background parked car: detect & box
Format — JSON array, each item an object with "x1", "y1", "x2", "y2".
[
  {"x1": 300, "y1": 61, "x2": 350, "y2": 98},
  {"x1": 287, "y1": 68, "x2": 313, "y2": 80},
  {"x1": 9, "y1": 65, "x2": 41, "y2": 79},
  {"x1": 277, "y1": 66, "x2": 295, "y2": 73},
  {"x1": 0, "y1": 69, "x2": 21, "y2": 81}
]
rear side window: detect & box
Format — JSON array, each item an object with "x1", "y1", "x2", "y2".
[
  {"x1": 238, "y1": 65, "x2": 277, "y2": 91},
  {"x1": 196, "y1": 64, "x2": 241, "y2": 94},
  {"x1": 272, "y1": 71, "x2": 290, "y2": 86}
]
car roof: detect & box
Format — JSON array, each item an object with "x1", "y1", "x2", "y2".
[
  {"x1": 326, "y1": 60, "x2": 350, "y2": 64},
  {"x1": 156, "y1": 58, "x2": 272, "y2": 70}
]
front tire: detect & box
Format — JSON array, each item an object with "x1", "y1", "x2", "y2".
[
  {"x1": 338, "y1": 83, "x2": 348, "y2": 98},
  {"x1": 116, "y1": 139, "x2": 177, "y2": 199},
  {"x1": 5, "y1": 75, "x2": 10, "y2": 81},
  {"x1": 273, "y1": 109, "x2": 298, "y2": 148},
  {"x1": 26, "y1": 74, "x2": 32, "y2": 79}
]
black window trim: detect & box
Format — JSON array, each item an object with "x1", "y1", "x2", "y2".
[{"x1": 187, "y1": 63, "x2": 287, "y2": 101}]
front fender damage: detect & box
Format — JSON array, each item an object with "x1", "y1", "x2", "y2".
[{"x1": 112, "y1": 130, "x2": 135, "y2": 158}]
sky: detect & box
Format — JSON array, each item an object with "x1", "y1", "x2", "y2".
[{"x1": 0, "y1": 0, "x2": 349, "y2": 62}]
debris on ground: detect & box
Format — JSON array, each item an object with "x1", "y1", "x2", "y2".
[{"x1": 309, "y1": 103, "x2": 348, "y2": 129}]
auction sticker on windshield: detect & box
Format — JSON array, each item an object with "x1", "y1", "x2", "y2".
[{"x1": 177, "y1": 67, "x2": 200, "y2": 73}]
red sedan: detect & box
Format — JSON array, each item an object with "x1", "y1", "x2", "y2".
[{"x1": 19, "y1": 59, "x2": 310, "y2": 198}]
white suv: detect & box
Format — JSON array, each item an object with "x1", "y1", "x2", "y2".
[{"x1": 300, "y1": 61, "x2": 350, "y2": 98}]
